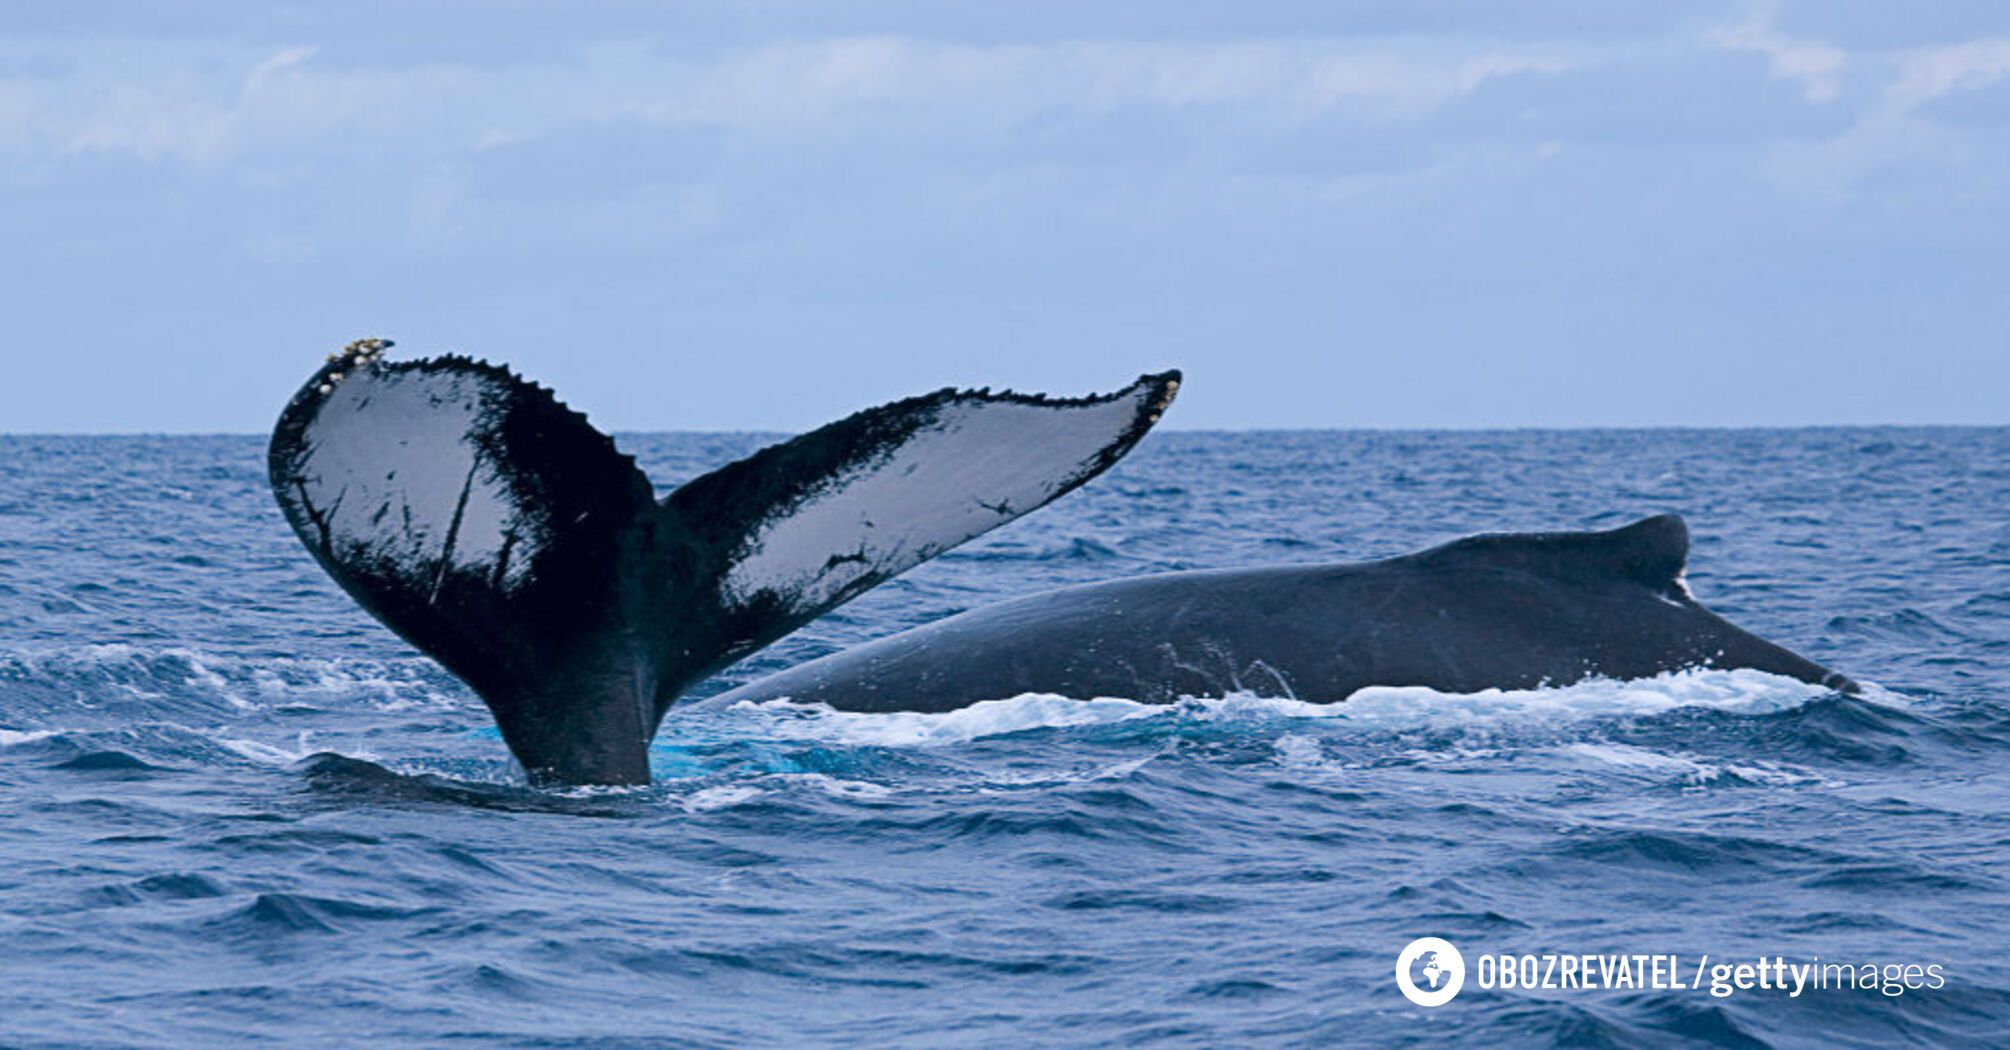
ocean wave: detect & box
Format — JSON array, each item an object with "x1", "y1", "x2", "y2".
[
  {"x1": 2, "y1": 429, "x2": 2004, "y2": 1048},
  {"x1": 0, "y1": 645, "x2": 465, "y2": 719},
  {"x1": 1560, "y1": 742, "x2": 1843, "y2": 788}
]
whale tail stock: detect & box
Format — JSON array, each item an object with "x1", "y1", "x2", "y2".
[{"x1": 269, "y1": 341, "x2": 1181, "y2": 785}]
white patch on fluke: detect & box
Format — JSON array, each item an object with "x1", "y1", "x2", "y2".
[
  {"x1": 720, "y1": 388, "x2": 1153, "y2": 612},
  {"x1": 293, "y1": 367, "x2": 543, "y2": 593}
]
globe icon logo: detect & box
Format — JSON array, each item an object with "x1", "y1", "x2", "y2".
[{"x1": 1395, "y1": 937, "x2": 1466, "y2": 1007}]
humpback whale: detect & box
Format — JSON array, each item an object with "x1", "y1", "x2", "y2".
[
  {"x1": 702, "y1": 513, "x2": 1857, "y2": 712},
  {"x1": 271, "y1": 341, "x2": 1851, "y2": 785},
  {"x1": 271, "y1": 340, "x2": 1180, "y2": 784}
]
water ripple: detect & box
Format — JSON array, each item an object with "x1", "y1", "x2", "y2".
[{"x1": 0, "y1": 431, "x2": 2006, "y2": 1047}]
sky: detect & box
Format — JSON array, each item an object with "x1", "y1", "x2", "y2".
[{"x1": 2, "y1": 2, "x2": 2006, "y2": 432}]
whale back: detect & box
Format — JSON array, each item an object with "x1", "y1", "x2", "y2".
[
  {"x1": 700, "y1": 513, "x2": 1854, "y2": 713},
  {"x1": 270, "y1": 342, "x2": 1180, "y2": 784},
  {"x1": 1407, "y1": 513, "x2": 1690, "y2": 590}
]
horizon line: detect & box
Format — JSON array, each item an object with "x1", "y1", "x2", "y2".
[{"x1": 5, "y1": 421, "x2": 2008, "y2": 439}]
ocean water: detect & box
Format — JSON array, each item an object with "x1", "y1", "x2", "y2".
[{"x1": 1, "y1": 428, "x2": 2007, "y2": 1049}]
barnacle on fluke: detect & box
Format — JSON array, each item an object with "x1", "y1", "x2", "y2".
[{"x1": 310, "y1": 338, "x2": 396, "y2": 397}]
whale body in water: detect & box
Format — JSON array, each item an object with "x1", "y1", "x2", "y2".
[
  {"x1": 270, "y1": 341, "x2": 1852, "y2": 785},
  {"x1": 702, "y1": 513, "x2": 1856, "y2": 712}
]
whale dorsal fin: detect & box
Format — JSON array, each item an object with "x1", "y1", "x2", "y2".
[
  {"x1": 657, "y1": 371, "x2": 1182, "y2": 686},
  {"x1": 1416, "y1": 514, "x2": 1690, "y2": 589},
  {"x1": 1589, "y1": 514, "x2": 1690, "y2": 586},
  {"x1": 270, "y1": 342, "x2": 1180, "y2": 783}
]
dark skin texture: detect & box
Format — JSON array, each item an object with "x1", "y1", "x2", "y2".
[{"x1": 702, "y1": 515, "x2": 1855, "y2": 713}]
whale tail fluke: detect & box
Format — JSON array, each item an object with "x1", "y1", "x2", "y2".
[{"x1": 270, "y1": 341, "x2": 1179, "y2": 784}]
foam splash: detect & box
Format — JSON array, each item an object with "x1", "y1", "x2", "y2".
[
  {"x1": 675, "y1": 773, "x2": 895, "y2": 813},
  {"x1": 1331, "y1": 667, "x2": 1835, "y2": 725},
  {"x1": 0, "y1": 645, "x2": 464, "y2": 715},
  {"x1": 214, "y1": 732, "x2": 332, "y2": 767},
  {"x1": 707, "y1": 668, "x2": 1840, "y2": 749},
  {"x1": 681, "y1": 785, "x2": 764, "y2": 812},
  {"x1": 1561, "y1": 742, "x2": 1842, "y2": 788},
  {"x1": 720, "y1": 694, "x2": 1161, "y2": 747}
]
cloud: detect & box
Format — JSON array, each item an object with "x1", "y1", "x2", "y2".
[
  {"x1": 0, "y1": 37, "x2": 1570, "y2": 165},
  {"x1": 1885, "y1": 36, "x2": 2010, "y2": 109},
  {"x1": 0, "y1": 42, "x2": 476, "y2": 164},
  {"x1": 1710, "y1": 8, "x2": 1847, "y2": 102},
  {"x1": 1756, "y1": 34, "x2": 2010, "y2": 198}
]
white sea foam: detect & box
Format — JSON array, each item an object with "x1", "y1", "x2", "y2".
[
  {"x1": 1271, "y1": 733, "x2": 1327, "y2": 769},
  {"x1": 1562, "y1": 742, "x2": 1840, "y2": 788},
  {"x1": 0, "y1": 644, "x2": 463, "y2": 716},
  {"x1": 716, "y1": 668, "x2": 1839, "y2": 748},
  {"x1": 179, "y1": 653, "x2": 257, "y2": 710},
  {"x1": 0, "y1": 728, "x2": 61, "y2": 747},
  {"x1": 972, "y1": 754, "x2": 1161, "y2": 790},
  {"x1": 683, "y1": 785, "x2": 766, "y2": 812},
  {"x1": 1331, "y1": 667, "x2": 1832, "y2": 725},
  {"x1": 765, "y1": 772, "x2": 895, "y2": 799},
  {"x1": 725, "y1": 693, "x2": 1164, "y2": 746},
  {"x1": 213, "y1": 732, "x2": 327, "y2": 766},
  {"x1": 1562, "y1": 742, "x2": 1702, "y2": 774},
  {"x1": 0, "y1": 643, "x2": 151, "y2": 675}
]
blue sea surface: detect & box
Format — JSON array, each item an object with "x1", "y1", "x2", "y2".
[{"x1": 1, "y1": 429, "x2": 2007, "y2": 1048}]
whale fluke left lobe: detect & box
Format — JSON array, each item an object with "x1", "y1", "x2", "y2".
[
  {"x1": 270, "y1": 342, "x2": 1179, "y2": 785},
  {"x1": 270, "y1": 344, "x2": 663, "y2": 784}
]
